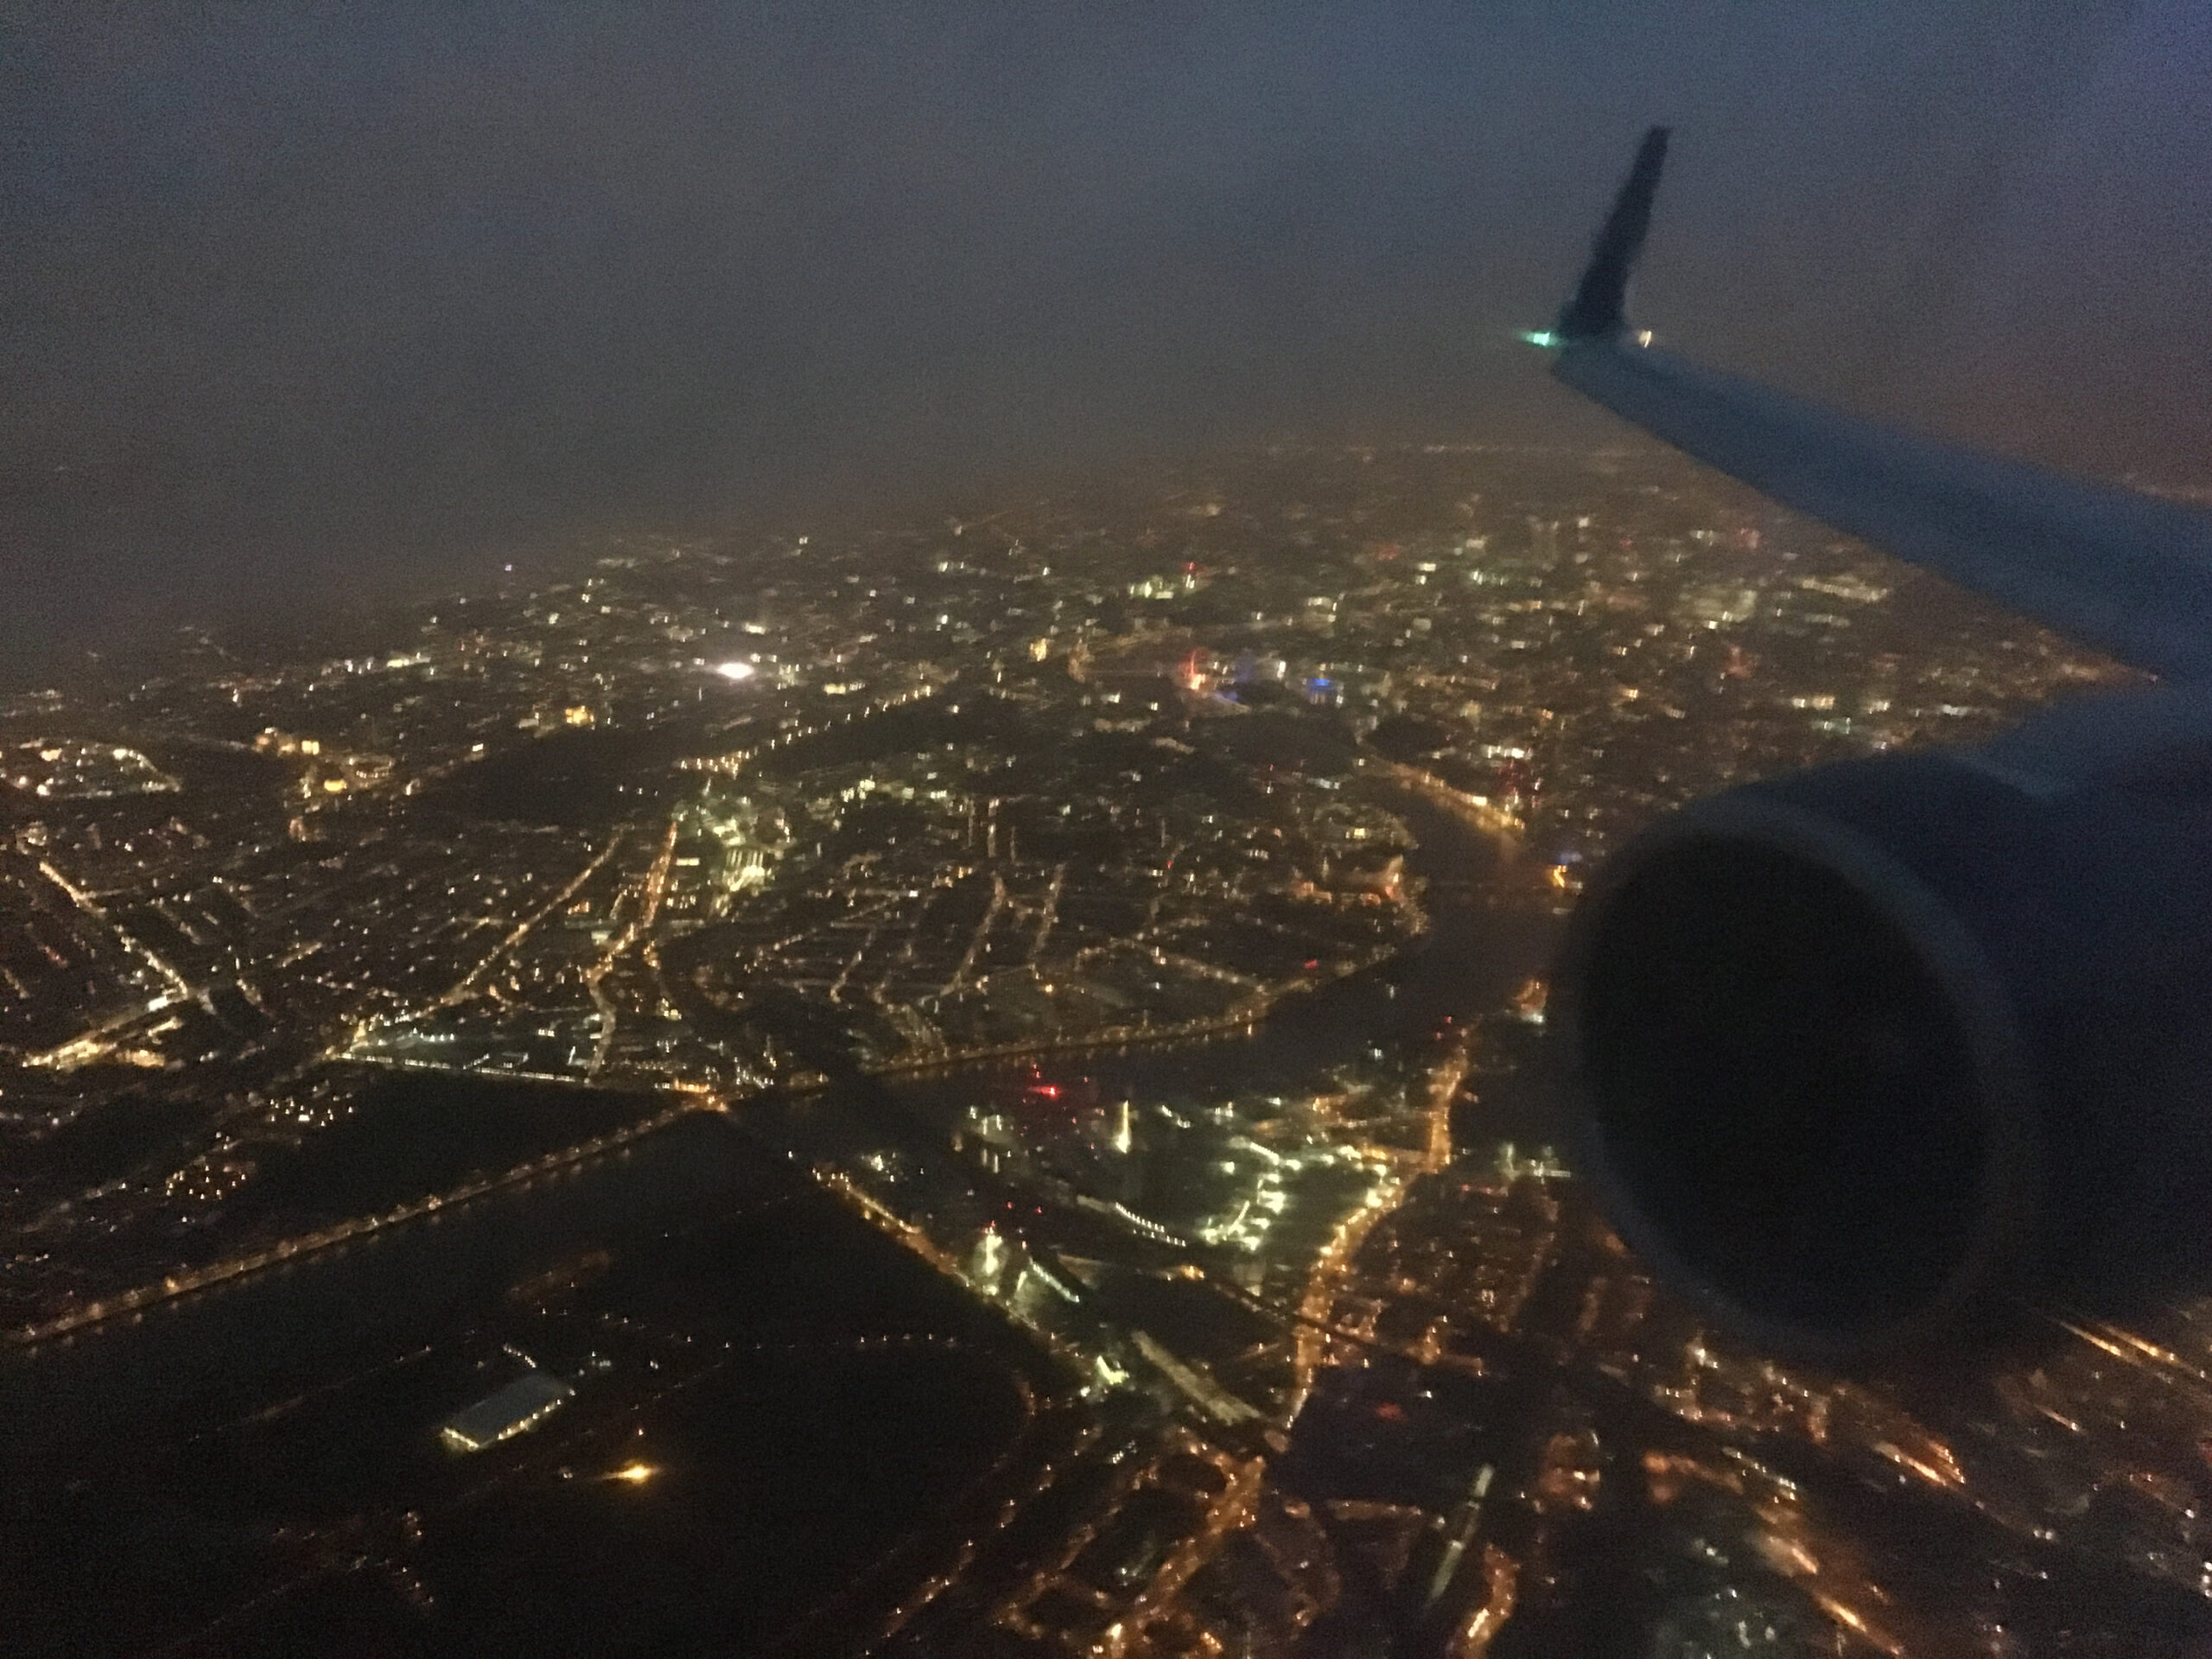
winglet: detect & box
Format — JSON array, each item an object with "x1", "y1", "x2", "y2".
[{"x1": 1555, "y1": 126, "x2": 1670, "y2": 342}]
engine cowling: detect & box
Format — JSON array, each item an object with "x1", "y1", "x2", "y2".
[{"x1": 1553, "y1": 688, "x2": 2212, "y2": 1358}]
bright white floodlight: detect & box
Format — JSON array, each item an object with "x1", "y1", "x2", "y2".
[{"x1": 714, "y1": 661, "x2": 756, "y2": 681}]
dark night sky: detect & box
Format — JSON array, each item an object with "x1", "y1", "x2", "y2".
[{"x1": 4, "y1": 2, "x2": 2209, "y2": 676}]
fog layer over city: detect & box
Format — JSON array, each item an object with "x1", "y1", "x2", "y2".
[{"x1": 7, "y1": 1, "x2": 2211, "y2": 673}]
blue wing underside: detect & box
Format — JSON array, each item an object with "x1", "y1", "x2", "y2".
[{"x1": 1549, "y1": 129, "x2": 2212, "y2": 683}]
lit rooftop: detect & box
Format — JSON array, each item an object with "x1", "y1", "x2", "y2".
[{"x1": 437, "y1": 1369, "x2": 574, "y2": 1453}]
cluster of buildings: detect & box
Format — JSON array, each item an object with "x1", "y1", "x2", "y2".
[{"x1": 0, "y1": 439, "x2": 2196, "y2": 1657}]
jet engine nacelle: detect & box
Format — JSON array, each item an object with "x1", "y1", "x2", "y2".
[{"x1": 1554, "y1": 687, "x2": 2212, "y2": 1358}]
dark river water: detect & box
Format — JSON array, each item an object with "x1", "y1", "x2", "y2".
[
  {"x1": 882, "y1": 782, "x2": 1560, "y2": 1129},
  {"x1": 0, "y1": 780, "x2": 1559, "y2": 1658}
]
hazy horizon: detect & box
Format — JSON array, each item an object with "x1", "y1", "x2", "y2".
[{"x1": 8, "y1": 1, "x2": 2209, "y2": 678}]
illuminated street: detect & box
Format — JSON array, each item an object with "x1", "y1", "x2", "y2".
[{"x1": 3, "y1": 442, "x2": 2202, "y2": 1657}]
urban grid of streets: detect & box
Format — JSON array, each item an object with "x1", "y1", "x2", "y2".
[{"x1": 5, "y1": 442, "x2": 2212, "y2": 1656}]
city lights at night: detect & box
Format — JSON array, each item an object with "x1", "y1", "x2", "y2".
[
  {"x1": 7, "y1": 6, "x2": 2211, "y2": 1656},
  {"x1": 2, "y1": 438, "x2": 2186, "y2": 1656}
]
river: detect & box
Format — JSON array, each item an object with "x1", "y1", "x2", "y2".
[
  {"x1": 876, "y1": 779, "x2": 1560, "y2": 1128},
  {"x1": 0, "y1": 777, "x2": 1560, "y2": 1658}
]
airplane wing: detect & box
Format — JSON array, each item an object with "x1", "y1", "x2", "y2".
[{"x1": 1542, "y1": 126, "x2": 2212, "y2": 683}]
